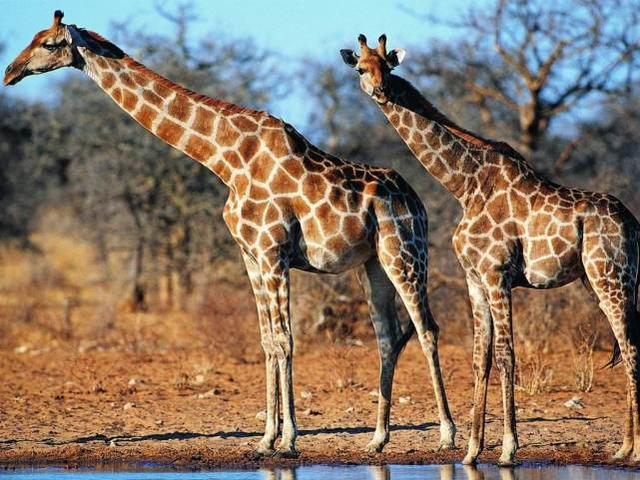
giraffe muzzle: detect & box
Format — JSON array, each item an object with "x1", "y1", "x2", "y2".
[{"x1": 3, "y1": 62, "x2": 25, "y2": 86}]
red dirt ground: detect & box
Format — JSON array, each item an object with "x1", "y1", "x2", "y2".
[{"x1": 0, "y1": 342, "x2": 637, "y2": 470}]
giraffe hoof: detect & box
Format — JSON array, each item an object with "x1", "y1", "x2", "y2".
[
  {"x1": 247, "y1": 448, "x2": 274, "y2": 460},
  {"x1": 365, "y1": 441, "x2": 385, "y2": 454},
  {"x1": 437, "y1": 441, "x2": 456, "y2": 452},
  {"x1": 629, "y1": 449, "x2": 640, "y2": 463},
  {"x1": 462, "y1": 454, "x2": 478, "y2": 465},
  {"x1": 498, "y1": 458, "x2": 521, "y2": 467},
  {"x1": 272, "y1": 448, "x2": 300, "y2": 459},
  {"x1": 612, "y1": 445, "x2": 632, "y2": 460}
]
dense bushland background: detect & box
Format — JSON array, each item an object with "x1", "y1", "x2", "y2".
[{"x1": 1, "y1": 0, "x2": 639, "y2": 394}]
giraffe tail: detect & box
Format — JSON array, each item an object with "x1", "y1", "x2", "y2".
[
  {"x1": 603, "y1": 340, "x2": 622, "y2": 369},
  {"x1": 604, "y1": 233, "x2": 640, "y2": 369}
]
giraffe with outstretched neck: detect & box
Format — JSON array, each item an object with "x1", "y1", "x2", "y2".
[
  {"x1": 341, "y1": 34, "x2": 640, "y2": 465},
  {"x1": 4, "y1": 12, "x2": 457, "y2": 456}
]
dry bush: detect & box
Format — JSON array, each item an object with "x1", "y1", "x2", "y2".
[
  {"x1": 67, "y1": 357, "x2": 110, "y2": 394},
  {"x1": 516, "y1": 350, "x2": 554, "y2": 396},
  {"x1": 514, "y1": 292, "x2": 555, "y2": 395},
  {"x1": 427, "y1": 278, "x2": 472, "y2": 347},
  {"x1": 173, "y1": 372, "x2": 192, "y2": 391},
  {"x1": 512, "y1": 282, "x2": 613, "y2": 395},
  {"x1": 195, "y1": 278, "x2": 260, "y2": 363},
  {"x1": 291, "y1": 270, "x2": 367, "y2": 341},
  {"x1": 326, "y1": 341, "x2": 361, "y2": 391},
  {"x1": 568, "y1": 319, "x2": 599, "y2": 393}
]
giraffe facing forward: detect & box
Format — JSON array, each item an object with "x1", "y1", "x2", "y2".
[
  {"x1": 341, "y1": 34, "x2": 640, "y2": 465},
  {"x1": 4, "y1": 12, "x2": 457, "y2": 456}
]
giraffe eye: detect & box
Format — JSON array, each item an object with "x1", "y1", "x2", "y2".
[
  {"x1": 356, "y1": 68, "x2": 365, "y2": 75},
  {"x1": 42, "y1": 40, "x2": 67, "y2": 51}
]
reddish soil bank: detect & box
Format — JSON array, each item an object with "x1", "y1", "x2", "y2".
[{"x1": 0, "y1": 342, "x2": 637, "y2": 469}]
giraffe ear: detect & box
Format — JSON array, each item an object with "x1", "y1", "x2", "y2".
[
  {"x1": 340, "y1": 49, "x2": 359, "y2": 68},
  {"x1": 387, "y1": 48, "x2": 406, "y2": 68}
]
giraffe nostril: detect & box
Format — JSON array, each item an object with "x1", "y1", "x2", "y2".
[{"x1": 4, "y1": 64, "x2": 13, "y2": 76}]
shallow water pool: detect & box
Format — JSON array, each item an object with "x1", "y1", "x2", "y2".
[{"x1": 1, "y1": 464, "x2": 638, "y2": 480}]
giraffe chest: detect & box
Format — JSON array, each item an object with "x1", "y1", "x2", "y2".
[{"x1": 223, "y1": 195, "x2": 286, "y2": 255}]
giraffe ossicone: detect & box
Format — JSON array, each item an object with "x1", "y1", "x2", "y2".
[
  {"x1": 4, "y1": 11, "x2": 458, "y2": 456},
  {"x1": 342, "y1": 33, "x2": 640, "y2": 465}
]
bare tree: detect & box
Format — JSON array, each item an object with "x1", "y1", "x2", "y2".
[
  {"x1": 46, "y1": 6, "x2": 283, "y2": 311},
  {"x1": 407, "y1": 0, "x2": 640, "y2": 157},
  {"x1": 0, "y1": 40, "x2": 62, "y2": 245}
]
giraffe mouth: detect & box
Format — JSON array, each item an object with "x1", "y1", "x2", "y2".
[{"x1": 3, "y1": 62, "x2": 29, "y2": 86}]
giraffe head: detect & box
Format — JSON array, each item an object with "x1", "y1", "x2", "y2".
[
  {"x1": 4, "y1": 10, "x2": 123, "y2": 86},
  {"x1": 340, "y1": 34, "x2": 406, "y2": 104}
]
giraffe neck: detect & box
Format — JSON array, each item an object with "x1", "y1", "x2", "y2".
[
  {"x1": 379, "y1": 75, "x2": 525, "y2": 205},
  {"x1": 78, "y1": 44, "x2": 266, "y2": 187}
]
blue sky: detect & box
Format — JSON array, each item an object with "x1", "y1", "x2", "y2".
[{"x1": 1, "y1": 0, "x2": 474, "y2": 126}]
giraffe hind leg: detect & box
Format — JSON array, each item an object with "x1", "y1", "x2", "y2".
[
  {"x1": 359, "y1": 257, "x2": 413, "y2": 453},
  {"x1": 581, "y1": 275, "x2": 623, "y2": 369},
  {"x1": 376, "y1": 245, "x2": 456, "y2": 450},
  {"x1": 584, "y1": 265, "x2": 640, "y2": 461}
]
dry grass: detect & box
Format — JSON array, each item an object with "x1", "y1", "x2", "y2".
[
  {"x1": 569, "y1": 323, "x2": 599, "y2": 393},
  {"x1": 516, "y1": 350, "x2": 554, "y2": 395},
  {"x1": 326, "y1": 341, "x2": 362, "y2": 391},
  {"x1": 195, "y1": 280, "x2": 259, "y2": 363},
  {"x1": 0, "y1": 208, "x2": 622, "y2": 406},
  {"x1": 514, "y1": 293, "x2": 555, "y2": 395}
]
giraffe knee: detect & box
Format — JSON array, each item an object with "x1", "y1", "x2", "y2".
[
  {"x1": 472, "y1": 358, "x2": 488, "y2": 377},
  {"x1": 272, "y1": 332, "x2": 293, "y2": 360},
  {"x1": 261, "y1": 337, "x2": 275, "y2": 355},
  {"x1": 418, "y1": 330, "x2": 438, "y2": 355},
  {"x1": 380, "y1": 343, "x2": 399, "y2": 368},
  {"x1": 495, "y1": 349, "x2": 514, "y2": 375}
]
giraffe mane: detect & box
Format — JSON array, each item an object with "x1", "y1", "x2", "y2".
[
  {"x1": 75, "y1": 27, "x2": 268, "y2": 117},
  {"x1": 122, "y1": 57, "x2": 268, "y2": 116},
  {"x1": 388, "y1": 75, "x2": 525, "y2": 162},
  {"x1": 71, "y1": 27, "x2": 125, "y2": 59}
]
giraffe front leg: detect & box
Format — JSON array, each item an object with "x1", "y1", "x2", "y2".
[
  {"x1": 241, "y1": 253, "x2": 280, "y2": 457},
  {"x1": 256, "y1": 350, "x2": 280, "y2": 455},
  {"x1": 262, "y1": 259, "x2": 298, "y2": 458},
  {"x1": 486, "y1": 275, "x2": 519, "y2": 466},
  {"x1": 463, "y1": 278, "x2": 493, "y2": 465}
]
